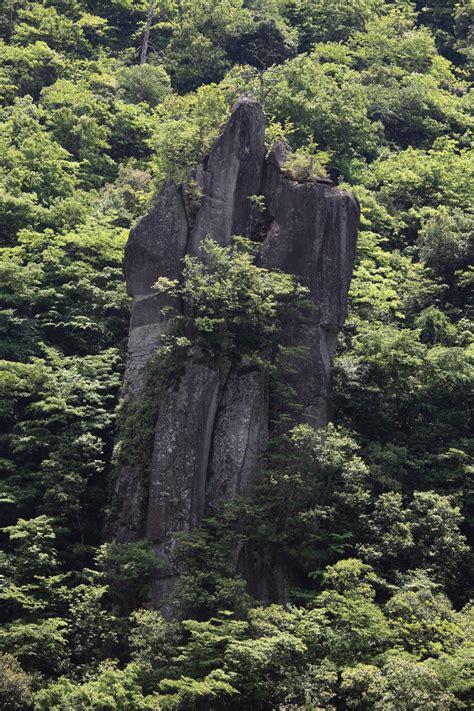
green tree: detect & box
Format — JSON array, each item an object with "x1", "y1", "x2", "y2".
[
  {"x1": 33, "y1": 662, "x2": 153, "y2": 711},
  {"x1": 0, "y1": 653, "x2": 33, "y2": 711},
  {"x1": 341, "y1": 657, "x2": 456, "y2": 710},
  {"x1": 95, "y1": 541, "x2": 162, "y2": 614}
]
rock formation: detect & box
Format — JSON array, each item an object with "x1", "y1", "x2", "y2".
[{"x1": 111, "y1": 96, "x2": 359, "y2": 604}]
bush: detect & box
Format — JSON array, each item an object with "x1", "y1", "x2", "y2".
[
  {"x1": 119, "y1": 64, "x2": 172, "y2": 107},
  {"x1": 0, "y1": 654, "x2": 32, "y2": 711}
]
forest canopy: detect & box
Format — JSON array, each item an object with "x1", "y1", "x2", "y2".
[{"x1": 0, "y1": 1, "x2": 472, "y2": 709}]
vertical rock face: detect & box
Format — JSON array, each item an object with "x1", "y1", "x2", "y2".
[
  {"x1": 261, "y1": 141, "x2": 358, "y2": 426},
  {"x1": 111, "y1": 96, "x2": 359, "y2": 602},
  {"x1": 123, "y1": 180, "x2": 189, "y2": 398},
  {"x1": 189, "y1": 95, "x2": 266, "y2": 253}
]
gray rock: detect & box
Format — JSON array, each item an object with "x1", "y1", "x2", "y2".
[
  {"x1": 122, "y1": 179, "x2": 188, "y2": 398},
  {"x1": 260, "y1": 142, "x2": 359, "y2": 426},
  {"x1": 206, "y1": 366, "x2": 268, "y2": 506},
  {"x1": 112, "y1": 180, "x2": 189, "y2": 540},
  {"x1": 146, "y1": 359, "x2": 222, "y2": 543},
  {"x1": 125, "y1": 180, "x2": 188, "y2": 298},
  {"x1": 189, "y1": 96, "x2": 265, "y2": 253},
  {"x1": 109, "y1": 95, "x2": 359, "y2": 605},
  {"x1": 111, "y1": 462, "x2": 148, "y2": 543}
]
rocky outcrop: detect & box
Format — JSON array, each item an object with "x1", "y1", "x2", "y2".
[
  {"x1": 111, "y1": 95, "x2": 359, "y2": 603},
  {"x1": 260, "y1": 141, "x2": 357, "y2": 427}
]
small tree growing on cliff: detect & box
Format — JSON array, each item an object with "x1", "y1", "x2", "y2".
[{"x1": 154, "y1": 236, "x2": 310, "y2": 366}]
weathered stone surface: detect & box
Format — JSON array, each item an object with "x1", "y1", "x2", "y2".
[
  {"x1": 206, "y1": 367, "x2": 268, "y2": 507},
  {"x1": 112, "y1": 461, "x2": 148, "y2": 543},
  {"x1": 125, "y1": 180, "x2": 188, "y2": 297},
  {"x1": 262, "y1": 142, "x2": 358, "y2": 326},
  {"x1": 110, "y1": 95, "x2": 359, "y2": 604},
  {"x1": 189, "y1": 95, "x2": 265, "y2": 253},
  {"x1": 122, "y1": 181, "x2": 188, "y2": 398},
  {"x1": 260, "y1": 141, "x2": 359, "y2": 426},
  {"x1": 146, "y1": 359, "x2": 221, "y2": 542},
  {"x1": 113, "y1": 182, "x2": 189, "y2": 541}
]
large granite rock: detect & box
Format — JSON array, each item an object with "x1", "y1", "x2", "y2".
[
  {"x1": 112, "y1": 181, "x2": 189, "y2": 542},
  {"x1": 111, "y1": 95, "x2": 359, "y2": 603},
  {"x1": 261, "y1": 141, "x2": 359, "y2": 426},
  {"x1": 146, "y1": 360, "x2": 222, "y2": 542},
  {"x1": 123, "y1": 180, "x2": 189, "y2": 398},
  {"x1": 206, "y1": 366, "x2": 269, "y2": 508},
  {"x1": 189, "y1": 95, "x2": 265, "y2": 253}
]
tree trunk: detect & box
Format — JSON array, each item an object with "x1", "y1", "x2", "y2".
[
  {"x1": 140, "y1": 0, "x2": 155, "y2": 65},
  {"x1": 258, "y1": 69, "x2": 265, "y2": 106}
]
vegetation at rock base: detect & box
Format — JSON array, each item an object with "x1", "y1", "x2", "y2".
[{"x1": 0, "y1": 0, "x2": 472, "y2": 708}]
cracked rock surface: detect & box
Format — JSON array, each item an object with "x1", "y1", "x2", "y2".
[{"x1": 111, "y1": 95, "x2": 359, "y2": 603}]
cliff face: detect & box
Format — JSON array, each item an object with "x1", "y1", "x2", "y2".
[{"x1": 111, "y1": 96, "x2": 359, "y2": 602}]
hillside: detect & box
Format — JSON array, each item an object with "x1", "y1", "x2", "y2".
[{"x1": 0, "y1": 1, "x2": 473, "y2": 709}]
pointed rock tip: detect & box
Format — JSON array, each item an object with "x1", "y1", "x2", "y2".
[
  {"x1": 231, "y1": 93, "x2": 264, "y2": 114},
  {"x1": 267, "y1": 140, "x2": 292, "y2": 170}
]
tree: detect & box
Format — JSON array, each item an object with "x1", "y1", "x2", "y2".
[
  {"x1": 227, "y1": 17, "x2": 296, "y2": 104},
  {"x1": 313, "y1": 559, "x2": 393, "y2": 665},
  {"x1": 118, "y1": 63, "x2": 171, "y2": 107},
  {"x1": 140, "y1": 0, "x2": 155, "y2": 65},
  {"x1": 407, "y1": 492, "x2": 469, "y2": 585},
  {"x1": 0, "y1": 0, "x2": 472, "y2": 704},
  {"x1": 154, "y1": 235, "x2": 309, "y2": 365},
  {"x1": 386, "y1": 581, "x2": 466, "y2": 660},
  {"x1": 0, "y1": 653, "x2": 32, "y2": 711},
  {"x1": 95, "y1": 541, "x2": 162, "y2": 614},
  {"x1": 341, "y1": 657, "x2": 456, "y2": 710},
  {"x1": 33, "y1": 662, "x2": 153, "y2": 711}
]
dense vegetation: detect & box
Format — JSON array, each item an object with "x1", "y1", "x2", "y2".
[{"x1": 0, "y1": 1, "x2": 472, "y2": 708}]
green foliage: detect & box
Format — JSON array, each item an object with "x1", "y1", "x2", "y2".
[
  {"x1": 386, "y1": 581, "x2": 467, "y2": 660},
  {"x1": 148, "y1": 83, "x2": 231, "y2": 189},
  {"x1": 95, "y1": 541, "x2": 162, "y2": 614},
  {"x1": 313, "y1": 559, "x2": 393, "y2": 665},
  {"x1": 293, "y1": 0, "x2": 387, "y2": 47},
  {"x1": 33, "y1": 662, "x2": 153, "y2": 711},
  {"x1": 118, "y1": 63, "x2": 171, "y2": 107},
  {"x1": 0, "y1": 618, "x2": 69, "y2": 677},
  {"x1": 77, "y1": 579, "x2": 470, "y2": 710},
  {"x1": 114, "y1": 342, "x2": 186, "y2": 466},
  {"x1": 0, "y1": 653, "x2": 33, "y2": 711},
  {"x1": 170, "y1": 516, "x2": 251, "y2": 618},
  {"x1": 265, "y1": 51, "x2": 382, "y2": 166},
  {"x1": 0, "y1": 222, "x2": 129, "y2": 357},
  {"x1": 143, "y1": 0, "x2": 253, "y2": 92},
  {"x1": 66, "y1": 583, "x2": 119, "y2": 669},
  {"x1": 239, "y1": 424, "x2": 373, "y2": 575},
  {"x1": 333, "y1": 321, "x2": 473, "y2": 503},
  {"x1": 281, "y1": 142, "x2": 330, "y2": 180},
  {"x1": 154, "y1": 235, "x2": 309, "y2": 365},
  {"x1": 3, "y1": 515, "x2": 58, "y2": 578},
  {"x1": 129, "y1": 609, "x2": 182, "y2": 691},
  {"x1": 155, "y1": 670, "x2": 238, "y2": 710},
  {"x1": 341, "y1": 657, "x2": 456, "y2": 710},
  {"x1": 0, "y1": 349, "x2": 122, "y2": 538},
  {"x1": 226, "y1": 15, "x2": 297, "y2": 71},
  {"x1": 417, "y1": 207, "x2": 473, "y2": 285},
  {"x1": 0, "y1": 0, "x2": 472, "y2": 707},
  {"x1": 0, "y1": 514, "x2": 119, "y2": 677}
]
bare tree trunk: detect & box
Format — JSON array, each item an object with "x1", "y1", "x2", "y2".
[
  {"x1": 140, "y1": 0, "x2": 155, "y2": 65},
  {"x1": 258, "y1": 69, "x2": 265, "y2": 106}
]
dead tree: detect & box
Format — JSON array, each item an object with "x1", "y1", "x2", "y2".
[{"x1": 140, "y1": 0, "x2": 156, "y2": 65}]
